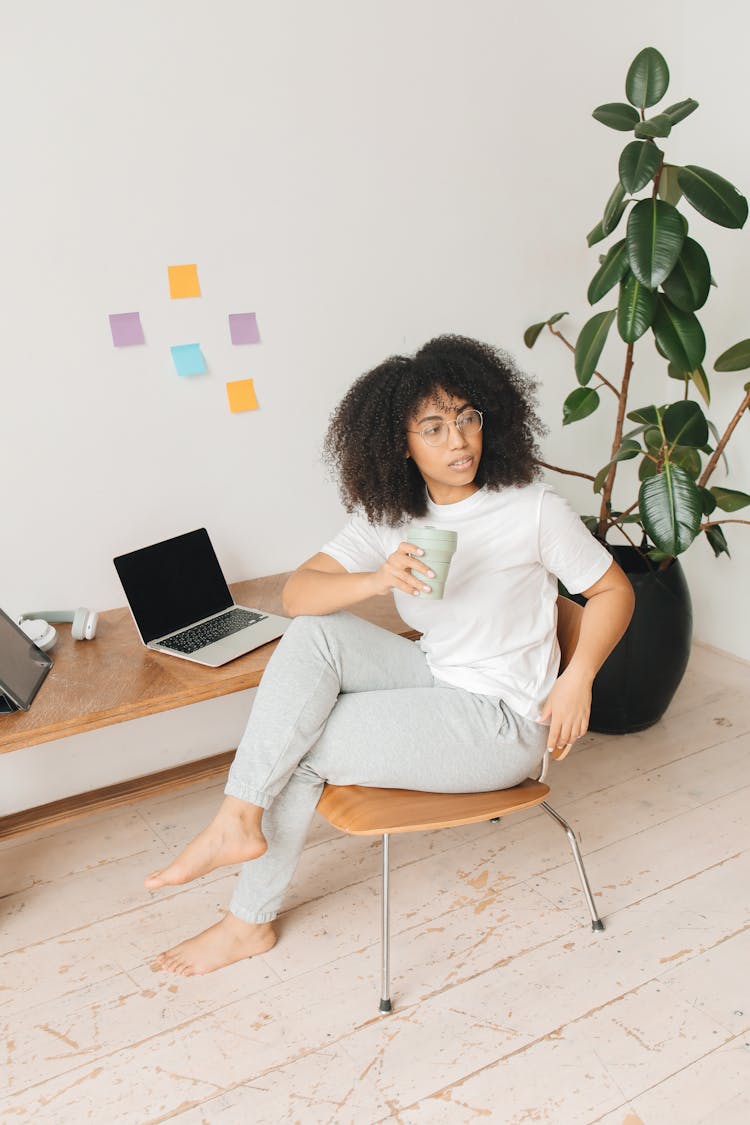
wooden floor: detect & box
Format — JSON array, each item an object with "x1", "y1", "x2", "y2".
[{"x1": 1, "y1": 643, "x2": 749, "y2": 1124}]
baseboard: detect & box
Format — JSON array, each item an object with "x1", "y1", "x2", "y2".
[
  {"x1": 692, "y1": 639, "x2": 750, "y2": 667},
  {"x1": 0, "y1": 750, "x2": 235, "y2": 842}
]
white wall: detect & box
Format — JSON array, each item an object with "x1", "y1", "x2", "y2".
[{"x1": 2, "y1": 1, "x2": 748, "y2": 813}]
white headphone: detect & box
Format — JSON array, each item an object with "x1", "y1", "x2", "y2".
[{"x1": 18, "y1": 609, "x2": 99, "y2": 652}]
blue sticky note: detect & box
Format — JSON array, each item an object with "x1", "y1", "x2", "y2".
[{"x1": 170, "y1": 343, "x2": 207, "y2": 376}]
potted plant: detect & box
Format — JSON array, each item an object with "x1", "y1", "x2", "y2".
[{"x1": 525, "y1": 46, "x2": 750, "y2": 733}]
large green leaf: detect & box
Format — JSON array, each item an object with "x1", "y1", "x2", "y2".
[
  {"x1": 639, "y1": 456, "x2": 658, "y2": 481},
  {"x1": 710, "y1": 487, "x2": 750, "y2": 511},
  {"x1": 592, "y1": 464, "x2": 610, "y2": 494},
  {"x1": 574, "y1": 309, "x2": 616, "y2": 385},
  {"x1": 705, "y1": 525, "x2": 730, "y2": 558},
  {"x1": 646, "y1": 548, "x2": 675, "y2": 563},
  {"x1": 602, "y1": 183, "x2": 627, "y2": 236},
  {"x1": 523, "y1": 311, "x2": 568, "y2": 348},
  {"x1": 714, "y1": 339, "x2": 750, "y2": 371},
  {"x1": 634, "y1": 114, "x2": 673, "y2": 139},
  {"x1": 627, "y1": 199, "x2": 687, "y2": 289},
  {"x1": 658, "y1": 164, "x2": 683, "y2": 206},
  {"x1": 698, "y1": 486, "x2": 717, "y2": 515},
  {"x1": 626, "y1": 47, "x2": 670, "y2": 109},
  {"x1": 663, "y1": 400, "x2": 709, "y2": 447},
  {"x1": 670, "y1": 446, "x2": 702, "y2": 478},
  {"x1": 677, "y1": 165, "x2": 749, "y2": 229},
  {"x1": 644, "y1": 425, "x2": 663, "y2": 452},
  {"x1": 618, "y1": 272, "x2": 657, "y2": 342},
  {"x1": 627, "y1": 404, "x2": 661, "y2": 426},
  {"x1": 689, "y1": 364, "x2": 711, "y2": 406},
  {"x1": 586, "y1": 220, "x2": 606, "y2": 247},
  {"x1": 587, "y1": 240, "x2": 629, "y2": 304},
  {"x1": 661, "y1": 238, "x2": 712, "y2": 311},
  {"x1": 639, "y1": 464, "x2": 702, "y2": 555},
  {"x1": 593, "y1": 102, "x2": 640, "y2": 131},
  {"x1": 652, "y1": 294, "x2": 706, "y2": 371},
  {"x1": 563, "y1": 387, "x2": 601, "y2": 425},
  {"x1": 593, "y1": 439, "x2": 642, "y2": 493},
  {"x1": 619, "y1": 141, "x2": 662, "y2": 194},
  {"x1": 662, "y1": 97, "x2": 699, "y2": 125}
]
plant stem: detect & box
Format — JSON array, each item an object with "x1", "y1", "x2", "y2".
[
  {"x1": 547, "y1": 325, "x2": 619, "y2": 396},
  {"x1": 698, "y1": 388, "x2": 750, "y2": 488},
  {"x1": 612, "y1": 520, "x2": 640, "y2": 551},
  {"x1": 652, "y1": 151, "x2": 664, "y2": 198},
  {"x1": 700, "y1": 519, "x2": 750, "y2": 530},
  {"x1": 603, "y1": 500, "x2": 638, "y2": 529},
  {"x1": 597, "y1": 341, "x2": 635, "y2": 539},
  {"x1": 537, "y1": 460, "x2": 596, "y2": 483}
]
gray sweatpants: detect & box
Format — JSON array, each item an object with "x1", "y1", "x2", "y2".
[{"x1": 225, "y1": 611, "x2": 547, "y2": 923}]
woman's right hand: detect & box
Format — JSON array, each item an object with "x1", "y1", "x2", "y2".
[{"x1": 371, "y1": 543, "x2": 435, "y2": 598}]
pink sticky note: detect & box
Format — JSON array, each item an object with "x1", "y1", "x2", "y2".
[
  {"x1": 109, "y1": 311, "x2": 145, "y2": 347},
  {"x1": 228, "y1": 312, "x2": 260, "y2": 345}
]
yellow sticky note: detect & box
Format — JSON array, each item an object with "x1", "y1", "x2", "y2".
[
  {"x1": 168, "y1": 263, "x2": 201, "y2": 299},
  {"x1": 226, "y1": 378, "x2": 259, "y2": 413}
]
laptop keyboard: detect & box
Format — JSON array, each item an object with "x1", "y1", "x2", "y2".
[{"x1": 158, "y1": 608, "x2": 267, "y2": 654}]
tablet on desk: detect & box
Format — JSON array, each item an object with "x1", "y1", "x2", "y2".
[{"x1": 0, "y1": 608, "x2": 53, "y2": 712}]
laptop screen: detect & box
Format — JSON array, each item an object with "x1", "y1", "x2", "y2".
[
  {"x1": 113, "y1": 529, "x2": 233, "y2": 644},
  {"x1": 0, "y1": 608, "x2": 53, "y2": 710}
]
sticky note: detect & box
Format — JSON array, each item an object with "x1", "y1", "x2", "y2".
[
  {"x1": 170, "y1": 343, "x2": 207, "y2": 376},
  {"x1": 228, "y1": 312, "x2": 260, "y2": 345},
  {"x1": 109, "y1": 311, "x2": 145, "y2": 346},
  {"x1": 226, "y1": 379, "x2": 259, "y2": 412},
  {"x1": 168, "y1": 263, "x2": 201, "y2": 299}
]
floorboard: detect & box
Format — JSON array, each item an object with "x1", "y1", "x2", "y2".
[{"x1": 1, "y1": 642, "x2": 748, "y2": 1124}]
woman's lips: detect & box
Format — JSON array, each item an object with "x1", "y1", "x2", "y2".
[{"x1": 448, "y1": 456, "x2": 473, "y2": 470}]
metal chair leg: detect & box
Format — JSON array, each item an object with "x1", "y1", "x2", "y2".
[
  {"x1": 379, "y1": 833, "x2": 392, "y2": 1012},
  {"x1": 540, "y1": 801, "x2": 605, "y2": 931}
]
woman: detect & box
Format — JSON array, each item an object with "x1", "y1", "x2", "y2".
[{"x1": 147, "y1": 335, "x2": 634, "y2": 976}]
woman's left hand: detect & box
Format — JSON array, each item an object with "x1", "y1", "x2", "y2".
[{"x1": 539, "y1": 668, "x2": 593, "y2": 755}]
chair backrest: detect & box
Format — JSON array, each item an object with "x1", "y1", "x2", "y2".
[{"x1": 556, "y1": 595, "x2": 583, "y2": 672}]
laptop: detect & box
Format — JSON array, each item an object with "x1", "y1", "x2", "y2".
[
  {"x1": 0, "y1": 607, "x2": 54, "y2": 712},
  {"x1": 113, "y1": 528, "x2": 290, "y2": 667}
]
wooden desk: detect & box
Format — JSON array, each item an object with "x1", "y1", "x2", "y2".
[{"x1": 0, "y1": 574, "x2": 414, "y2": 839}]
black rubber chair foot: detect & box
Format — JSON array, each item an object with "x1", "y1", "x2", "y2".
[
  {"x1": 592, "y1": 919, "x2": 605, "y2": 931},
  {"x1": 379, "y1": 998, "x2": 393, "y2": 1013}
]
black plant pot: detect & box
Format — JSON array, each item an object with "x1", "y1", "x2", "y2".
[{"x1": 586, "y1": 544, "x2": 693, "y2": 734}]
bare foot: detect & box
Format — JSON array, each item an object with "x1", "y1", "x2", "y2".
[
  {"x1": 152, "y1": 914, "x2": 276, "y2": 976},
  {"x1": 145, "y1": 797, "x2": 267, "y2": 889}
]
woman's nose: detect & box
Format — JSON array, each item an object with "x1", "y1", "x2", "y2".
[{"x1": 447, "y1": 420, "x2": 468, "y2": 447}]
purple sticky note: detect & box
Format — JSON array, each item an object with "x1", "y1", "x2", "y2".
[
  {"x1": 228, "y1": 312, "x2": 260, "y2": 345},
  {"x1": 109, "y1": 311, "x2": 145, "y2": 347}
]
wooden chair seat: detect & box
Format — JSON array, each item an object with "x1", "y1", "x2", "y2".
[{"x1": 317, "y1": 778, "x2": 549, "y2": 835}]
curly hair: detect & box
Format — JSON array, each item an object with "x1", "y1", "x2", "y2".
[{"x1": 322, "y1": 334, "x2": 545, "y2": 526}]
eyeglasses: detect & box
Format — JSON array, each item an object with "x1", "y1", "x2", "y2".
[{"x1": 406, "y1": 408, "x2": 484, "y2": 447}]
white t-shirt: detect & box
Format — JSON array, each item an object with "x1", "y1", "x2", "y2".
[{"x1": 320, "y1": 483, "x2": 612, "y2": 722}]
